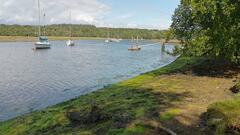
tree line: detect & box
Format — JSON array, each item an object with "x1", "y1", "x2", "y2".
[
  {"x1": 0, "y1": 24, "x2": 167, "y2": 39},
  {"x1": 171, "y1": 0, "x2": 240, "y2": 63}
]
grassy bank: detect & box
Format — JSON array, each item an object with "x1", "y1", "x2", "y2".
[{"x1": 0, "y1": 57, "x2": 239, "y2": 135}]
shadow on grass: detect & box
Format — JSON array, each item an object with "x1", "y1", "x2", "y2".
[
  {"x1": 62, "y1": 57, "x2": 239, "y2": 134},
  {"x1": 190, "y1": 58, "x2": 240, "y2": 78},
  {"x1": 66, "y1": 86, "x2": 191, "y2": 134},
  {"x1": 20, "y1": 85, "x2": 191, "y2": 135},
  {"x1": 150, "y1": 57, "x2": 239, "y2": 79}
]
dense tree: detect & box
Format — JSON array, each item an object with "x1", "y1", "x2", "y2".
[
  {"x1": 171, "y1": 0, "x2": 240, "y2": 63},
  {"x1": 0, "y1": 24, "x2": 167, "y2": 39}
]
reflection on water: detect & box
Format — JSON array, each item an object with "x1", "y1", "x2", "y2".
[{"x1": 0, "y1": 40, "x2": 176, "y2": 121}]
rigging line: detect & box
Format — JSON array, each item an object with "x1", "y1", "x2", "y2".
[{"x1": 139, "y1": 42, "x2": 161, "y2": 47}]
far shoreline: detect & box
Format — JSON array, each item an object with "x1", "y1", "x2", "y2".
[
  {"x1": 0, "y1": 36, "x2": 180, "y2": 45},
  {"x1": 0, "y1": 36, "x2": 105, "y2": 42}
]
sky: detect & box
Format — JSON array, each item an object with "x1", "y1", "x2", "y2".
[{"x1": 0, "y1": 0, "x2": 180, "y2": 30}]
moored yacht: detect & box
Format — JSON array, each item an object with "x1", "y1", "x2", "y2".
[
  {"x1": 34, "y1": 0, "x2": 51, "y2": 49},
  {"x1": 66, "y1": 39, "x2": 75, "y2": 46},
  {"x1": 66, "y1": 11, "x2": 75, "y2": 46},
  {"x1": 128, "y1": 36, "x2": 141, "y2": 51},
  {"x1": 35, "y1": 36, "x2": 51, "y2": 49},
  {"x1": 105, "y1": 38, "x2": 120, "y2": 43}
]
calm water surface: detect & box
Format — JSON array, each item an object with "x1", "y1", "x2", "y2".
[{"x1": 0, "y1": 40, "x2": 176, "y2": 121}]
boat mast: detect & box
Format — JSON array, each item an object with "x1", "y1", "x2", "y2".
[
  {"x1": 43, "y1": 13, "x2": 46, "y2": 36},
  {"x1": 69, "y1": 11, "x2": 72, "y2": 38},
  {"x1": 38, "y1": 0, "x2": 41, "y2": 37},
  {"x1": 107, "y1": 28, "x2": 110, "y2": 40},
  {"x1": 136, "y1": 36, "x2": 139, "y2": 47},
  {"x1": 131, "y1": 36, "x2": 134, "y2": 48}
]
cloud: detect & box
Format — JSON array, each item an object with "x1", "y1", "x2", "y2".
[
  {"x1": 0, "y1": 0, "x2": 109, "y2": 25},
  {"x1": 115, "y1": 13, "x2": 134, "y2": 20},
  {"x1": 0, "y1": 0, "x2": 173, "y2": 29}
]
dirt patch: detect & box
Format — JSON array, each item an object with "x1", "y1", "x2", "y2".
[{"x1": 141, "y1": 74, "x2": 235, "y2": 134}]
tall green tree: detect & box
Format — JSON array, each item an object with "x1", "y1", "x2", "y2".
[{"x1": 171, "y1": 0, "x2": 240, "y2": 63}]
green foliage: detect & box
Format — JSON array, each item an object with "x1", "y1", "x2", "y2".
[
  {"x1": 164, "y1": 28, "x2": 175, "y2": 42},
  {"x1": 171, "y1": 0, "x2": 240, "y2": 63},
  {"x1": 0, "y1": 24, "x2": 166, "y2": 39},
  {"x1": 171, "y1": 4, "x2": 197, "y2": 43}
]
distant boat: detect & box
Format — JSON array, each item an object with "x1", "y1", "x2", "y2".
[
  {"x1": 66, "y1": 40, "x2": 74, "y2": 46},
  {"x1": 105, "y1": 38, "x2": 120, "y2": 43},
  {"x1": 35, "y1": 36, "x2": 51, "y2": 49},
  {"x1": 128, "y1": 36, "x2": 141, "y2": 51},
  {"x1": 66, "y1": 11, "x2": 75, "y2": 46},
  {"x1": 105, "y1": 29, "x2": 111, "y2": 43},
  {"x1": 105, "y1": 39, "x2": 111, "y2": 43},
  {"x1": 105, "y1": 29, "x2": 121, "y2": 43},
  {"x1": 111, "y1": 38, "x2": 121, "y2": 42},
  {"x1": 34, "y1": 0, "x2": 51, "y2": 49}
]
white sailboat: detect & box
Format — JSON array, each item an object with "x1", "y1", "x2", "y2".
[
  {"x1": 66, "y1": 11, "x2": 75, "y2": 46},
  {"x1": 34, "y1": 0, "x2": 51, "y2": 49},
  {"x1": 105, "y1": 38, "x2": 121, "y2": 43},
  {"x1": 105, "y1": 29, "x2": 111, "y2": 43},
  {"x1": 111, "y1": 38, "x2": 121, "y2": 42},
  {"x1": 105, "y1": 28, "x2": 121, "y2": 43},
  {"x1": 105, "y1": 39, "x2": 110, "y2": 43}
]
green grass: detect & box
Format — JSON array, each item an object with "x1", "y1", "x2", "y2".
[
  {"x1": 236, "y1": 81, "x2": 240, "y2": 89},
  {"x1": 108, "y1": 124, "x2": 145, "y2": 135},
  {"x1": 159, "y1": 109, "x2": 181, "y2": 122},
  {"x1": 0, "y1": 57, "x2": 219, "y2": 135},
  {"x1": 206, "y1": 95, "x2": 240, "y2": 134}
]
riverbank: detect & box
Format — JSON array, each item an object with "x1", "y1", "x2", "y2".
[
  {"x1": 1, "y1": 57, "x2": 239, "y2": 135},
  {"x1": 0, "y1": 36, "x2": 180, "y2": 44},
  {"x1": 0, "y1": 36, "x2": 105, "y2": 42}
]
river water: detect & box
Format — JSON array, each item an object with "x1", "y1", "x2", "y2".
[{"x1": 0, "y1": 39, "x2": 176, "y2": 121}]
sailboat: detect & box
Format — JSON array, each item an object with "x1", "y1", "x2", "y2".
[
  {"x1": 105, "y1": 29, "x2": 112, "y2": 43},
  {"x1": 105, "y1": 28, "x2": 121, "y2": 43},
  {"x1": 66, "y1": 11, "x2": 75, "y2": 46},
  {"x1": 111, "y1": 38, "x2": 121, "y2": 42},
  {"x1": 34, "y1": 0, "x2": 51, "y2": 49},
  {"x1": 105, "y1": 38, "x2": 121, "y2": 43},
  {"x1": 128, "y1": 36, "x2": 141, "y2": 51}
]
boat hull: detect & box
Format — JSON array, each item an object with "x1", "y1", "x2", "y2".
[
  {"x1": 111, "y1": 39, "x2": 120, "y2": 42},
  {"x1": 105, "y1": 38, "x2": 121, "y2": 43},
  {"x1": 128, "y1": 46, "x2": 141, "y2": 51},
  {"x1": 128, "y1": 48, "x2": 141, "y2": 51},
  {"x1": 34, "y1": 42, "x2": 51, "y2": 49},
  {"x1": 66, "y1": 40, "x2": 75, "y2": 46}
]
